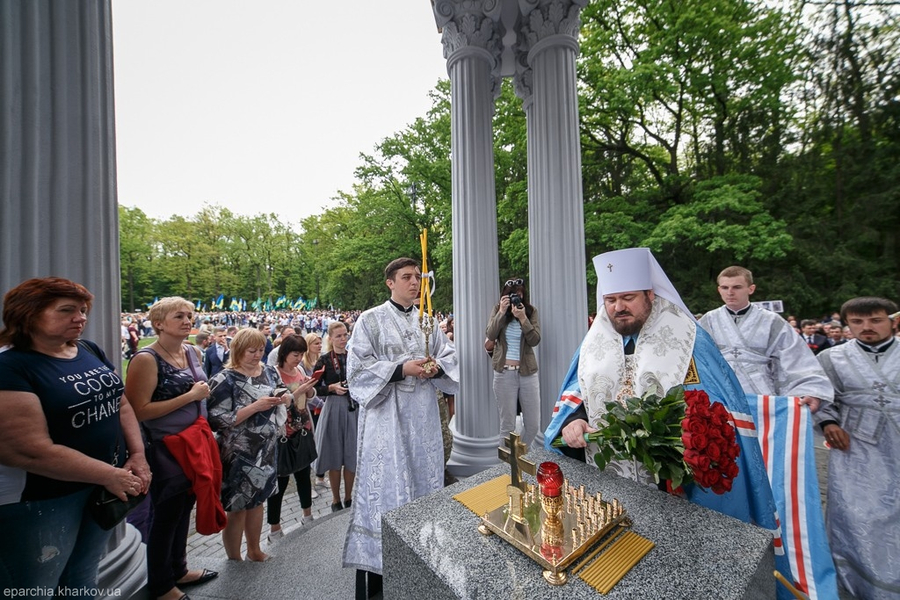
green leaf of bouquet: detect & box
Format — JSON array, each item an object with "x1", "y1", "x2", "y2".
[{"x1": 670, "y1": 469, "x2": 684, "y2": 490}]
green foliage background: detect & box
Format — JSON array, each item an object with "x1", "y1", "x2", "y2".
[{"x1": 119, "y1": 0, "x2": 900, "y2": 318}]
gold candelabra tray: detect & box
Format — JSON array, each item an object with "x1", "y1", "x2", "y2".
[{"x1": 478, "y1": 479, "x2": 631, "y2": 585}]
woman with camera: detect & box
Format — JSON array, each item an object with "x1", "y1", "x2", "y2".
[
  {"x1": 313, "y1": 321, "x2": 357, "y2": 513},
  {"x1": 485, "y1": 277, "x2": 542, "y2": 448}
]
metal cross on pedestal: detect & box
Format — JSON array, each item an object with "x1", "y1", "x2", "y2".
[{"x1": 499, "y1": 432, "x2": 536, "y2": 494}]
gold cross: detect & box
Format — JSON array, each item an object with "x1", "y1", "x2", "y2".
[
  {"x1": 607, "y1": 263, "x2": 613, "y2": 272},
  {"x1": 498, "y1": 432, "x2": 536, "y2": 493}
]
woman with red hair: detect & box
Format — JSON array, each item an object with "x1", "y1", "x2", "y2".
[{"x1": 0, "y1": 277, "x2": 149, "y2": 597}]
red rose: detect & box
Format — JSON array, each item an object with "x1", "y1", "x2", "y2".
[
  {"x1": 698, "y1": 470, "x2": 719, "y2": 488},
  {"x1": 684, "y1": 449, "x2": 700, "y2": 465},
  {"x1": 689, "y1": 402, "x2": 711, "y2": 419},
  {"x1": 686, "y1": 418, "x2": 708, "y2": 435},
  {"x1": 706, "y1": 440, "x2": 722, "y2": 461},
  {"x1": 685, "y1": 390, "x2": 710, "y2": 405},
  {"x1": 722, "y1": 460, "x2": 739, "y2": 479},
  {"x1": 695, "y1": 454, "x2": 711, "y2": 471},
  {"x1": 691, "y1": 432, "x2": 709, "y2": 451},
  {"x1": 727, "y1": 441, "x2": 740, "y2": 460},
  {"x1": 723, "y1": 425, "x2": 736, "y2": 443}
]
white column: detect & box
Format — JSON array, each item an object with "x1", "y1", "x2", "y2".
[
  {"x1": 433, "y1": 0, "x2": 505, "y2": 476},
  {"x1": 0, "y1": 2, "x2": 145, "y2": 597},
  {"x1": 0, "y1": 0, "x2": 122, "y2": 359},
  {"x1": 516, "y1": 0, "x2": 589, "y2": 443}
]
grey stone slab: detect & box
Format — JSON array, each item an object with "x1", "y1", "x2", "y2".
[{"x1": 383, "y1": 448, "x2": 774, "y2": 600}]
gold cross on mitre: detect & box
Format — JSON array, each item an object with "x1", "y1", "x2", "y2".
[{"x1": 498, "y1": 432, "x2": 536, "y2": 493}]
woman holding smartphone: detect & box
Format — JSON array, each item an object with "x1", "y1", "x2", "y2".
[
  {"x1": 207, "y1": 328, "x2": 291, "y2": 561},
  {"x1": 266, "y1": 334, "x2": 317, "y2": 540}
]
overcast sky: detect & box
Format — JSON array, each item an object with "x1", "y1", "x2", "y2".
[{"x1": 112, "y1": 1, "x2": 448, "y2": 228}]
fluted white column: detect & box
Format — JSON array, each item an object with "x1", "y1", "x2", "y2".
[
  {"x1": 0, "y1": 0, "x2": 121, "y2": 360},
  {"x1": 516, "y1": 0, "x2": 589, "y2": 443},
  {"x1": 0, "y1": 2, "x2": 145, "y2": 597},
  {"x1": 433, "y1": 0, "x2": 505, "y2": 476}
]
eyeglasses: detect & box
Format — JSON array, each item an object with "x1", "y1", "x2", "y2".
[{"x1": 504, "y1": 279, "x2": 524, "y2": 288}]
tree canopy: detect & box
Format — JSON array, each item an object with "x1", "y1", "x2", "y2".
[{"x1": 119, "y1": 0, "x2": 899, "y2": 318}]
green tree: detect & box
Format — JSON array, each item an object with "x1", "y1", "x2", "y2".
[{"x1": 118, "y1": 205, "x2": 156, "y2": 311}]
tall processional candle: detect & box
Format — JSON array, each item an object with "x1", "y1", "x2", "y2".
[{"x1": 419, "y1": 228, "x2": 436, "y2": 372}]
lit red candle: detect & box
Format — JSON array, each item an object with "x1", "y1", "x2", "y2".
[{"x1": 537, "y1": 461, "x2": 564, "y2": 497}]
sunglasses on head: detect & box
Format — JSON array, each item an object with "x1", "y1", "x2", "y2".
[{"x1": 504, "y1": 279, "x2": 524, "y2": 288}]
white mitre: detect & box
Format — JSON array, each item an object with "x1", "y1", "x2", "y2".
[{"x1": 592, "y1": 247, "x2": 693, "y2": 319}]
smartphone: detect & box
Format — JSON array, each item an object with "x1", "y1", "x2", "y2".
[
  {"x1": 310, "y1": 366, "x2": 326, "y2": 383},
  {"x1": 273, "y1": 387, "x2": 291, "y2": 398}
]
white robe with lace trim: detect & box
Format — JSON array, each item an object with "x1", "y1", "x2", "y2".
[
  {"x1": 341, "y1": 301, "x2": 459, "y2": 574},
  {"x1": 700, "y1": 304, "x2": 833, "y2": 400}
]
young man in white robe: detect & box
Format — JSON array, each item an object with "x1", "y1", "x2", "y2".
[
  {"x1": 699, "y1": 265, "x2": 833, "y2": 406},
  {"x1": 817, "y1": 296, "x2": 900, "y2": 600},
  {"x1": 342, "y1": 257, "x2": 459, "y2": 600}
]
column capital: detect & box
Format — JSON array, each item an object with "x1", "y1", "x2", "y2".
[
  {"x1": 434, "y1": 0, "x2": 505, "y2": 96},
  {"x1": 517, "y1": 0, "x2": 587, "y2": 58},
  {"x1": 513, "y1": 0, "x2": 587, "y2": 103}
]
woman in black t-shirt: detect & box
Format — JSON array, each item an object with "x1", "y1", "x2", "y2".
[{"x1": 0, "y1": 277, "x2": 148, "y2": 596}]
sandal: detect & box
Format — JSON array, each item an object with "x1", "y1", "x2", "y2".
[{"x1": 177, "y1": 569, "x2": 218, "y2": 587}]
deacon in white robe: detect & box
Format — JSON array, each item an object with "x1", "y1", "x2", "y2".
[
  {"x1": 342, "y1": 259, "x2": 459, "y2": 585},
  {"x1": 700, "y1": 266, "x2": 833, "y2": 403},
  {"x1": 816, "y1": 297, "x2": 900, "y2": 600}
]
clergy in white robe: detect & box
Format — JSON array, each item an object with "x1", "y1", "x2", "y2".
[
  {"x1": 342, "y1": 259, "x2": 459, "y2": 582},
  {"x1": 700, "y1": 266, "x2": 833, "y2": 403},
  {"x1": 816, "y1": 297, "x2": 900, "y2": 600}
]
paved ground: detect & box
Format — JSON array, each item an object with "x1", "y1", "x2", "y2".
[{"x1": 186, "y1": 474, "x2": 344, "y2": 560}]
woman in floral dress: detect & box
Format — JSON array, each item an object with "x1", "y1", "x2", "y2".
[{"x1": 208, "y1": 328, "x2": 290, "y2": 561}]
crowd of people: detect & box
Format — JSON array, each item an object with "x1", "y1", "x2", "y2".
[
  {"x1": 2, "y1": 251, "x2": 897, "y2": 599},
  {"x1": 0, "y1": 268, "x2": 458, "y2": 600}
]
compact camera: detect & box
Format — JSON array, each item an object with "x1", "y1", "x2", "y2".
[
  {"x1": 509, "y1": 293, "x2": 523, "y2": 308},
  {"x1": 342, "y1": 382, "x2": 359, "y2": 412}
]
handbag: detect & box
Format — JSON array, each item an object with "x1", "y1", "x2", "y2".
[
  {"x1": 87, "y1": 439, "x2": 147, "y2": 530},
  {"x1": 88, "y1": 485, "x2": 147, "y2": 530},
  {"x1": 276, "y1": 405, "x2": 317, "y2": 476}
]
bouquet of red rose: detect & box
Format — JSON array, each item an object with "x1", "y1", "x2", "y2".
[
  {"x1": 552, "y1": 386, "x2": 740, "y2": 494},
  {"x1": 681, "y1": 389, "x2": 741, "y2": 494}
]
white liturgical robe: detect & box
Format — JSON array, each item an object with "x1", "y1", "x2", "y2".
[
  {"x1": 700, "y1": 304, "x2": 833, "y2": 401},
  {"x1": 817, "y1": 341, "x2": 900, "y2": 599},
  {"x1": 342, "y1": 301, "x2": 459, "y2": 574}
]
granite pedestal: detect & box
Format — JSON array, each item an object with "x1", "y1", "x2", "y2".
[{"x1": 383, "y1": 447, "x2": 774, "y2": 599}]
